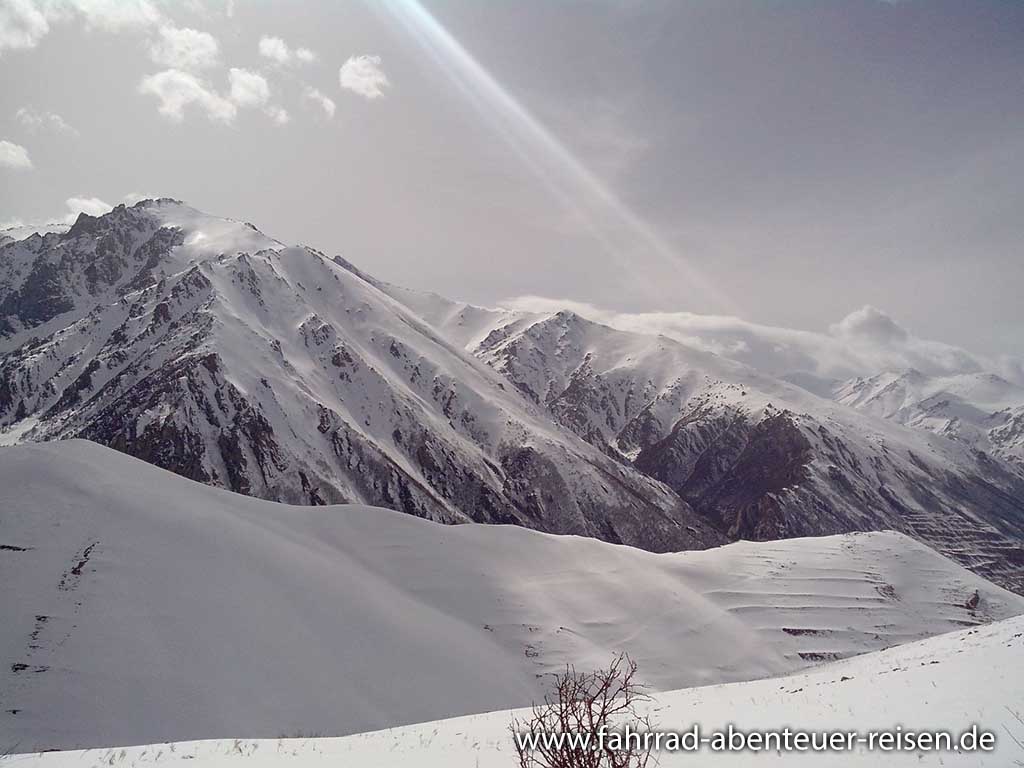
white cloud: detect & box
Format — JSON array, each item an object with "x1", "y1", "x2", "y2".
[
  {"x1": 224, "y1": 0, "x2": 234, "y2": 18},
  {"x1": 0, "y1": 139, "x2": 33, "y2": 169},
  {"x1": 0, "y1": 0, "x2": 50, "y2": 55},
  {"x1": 339, "y1": 54, "x2": 389, "y2": 99},
  {"x1": 499, "y1": 297, "x2": 1024, "y2": 388},
  {"x1": 150, "y1": 25, "x2": 219, "y2": 71},
  {"x1": 265, "y1": 105, "x2": 290, "y2": 125},
  {"x1": 15, "y1": 106, "x2": 78, "y2": 136},
  {"x1": 228, "y1": 67, "x2": 269, "y2": 107},
  {"x1": 0, "y1": 0, "x2": 163, "y2": 55},
  {"x1": 64, "y1": 195, "x2": 113, "y2": 222},
  {"x1": 139, "y1": 69, "x2": 237, "y2": 123},
  {"x1": 303, "y1": 86, "x2": 335, "y2": 118},
  {"x1": 122, "y1": 191, "x2": 157, "y2": 204},
  {"x1": 36, "y1": 0, "x2": 163, "y2": 32},
  {"x1": 258, "y1": 35, "x2": 288, "y2": 64},
  {"x1": 140, "y1": 67, "x2": 287, "y2": 126},
  {"x1": 61, "y1": 0, "x2": 162, "y2": 30},
  {"x1": 257, "y1": 35, "x2": 315, "y2": 66}
]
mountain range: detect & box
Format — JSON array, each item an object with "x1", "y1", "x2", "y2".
[{"x1": 1, "y1": 200, "x2": 1022, "y2": 593}]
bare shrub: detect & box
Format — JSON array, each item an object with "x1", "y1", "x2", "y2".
[{"x1": 509, "y1": 652, "x2": 654, "y2": 768}]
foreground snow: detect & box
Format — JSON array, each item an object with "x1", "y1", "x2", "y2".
[
  {"x1": 2, "y1": 440, "x2": 1021, "y2": 752},
  {"x1": 6, "y1": 615, "x2": 1022, "y2": 766}
]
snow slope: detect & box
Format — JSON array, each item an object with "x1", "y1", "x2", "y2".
[
  {"x1": 7, "y1": 613, "x2": 1022, "y2": 766},
  {"x1": 2, "y1": 440, "x2": 1020, "y2": 752}
]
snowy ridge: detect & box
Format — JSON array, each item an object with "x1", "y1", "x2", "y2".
[
  {"x1": 6, "y1": 611, "x2": 1023, "y2": 766},
  {"x1": 0, "y1": 222, "x2": 70, "y2": 245},
  {"x1": 835, "y1": 369, "x2": 1024, "y2": 467},
  {"x1": 2, "y1": 440, "x2": 1020, "y2": 752}
]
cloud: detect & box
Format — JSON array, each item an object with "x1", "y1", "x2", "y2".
[
  {"x1": 339, "y1": 54, "x2": 389, "y2": 99},
  {"x1": 1, "y1": 0, "x2": 163, "y2": 56},
  {"x1": 139, "y1": 67, "x2": 287, "y2": 126},
  {"x1": 829, "y1": 305, "x2": 908, "y2": 344},
  {"x1": 51, "y1": 0, "x2": 162, "y2": 31},
  {"x1": 121, "y1": 192, "x2": 156, "y2": 205},
  {"x1": 224, "y1": 0, "x2": 234, "y2": 18},
  {"x1": 265, "y1": 105, "x2": 289, "y2": 125},
  {"x1": 64, "y1": 195, "x2": 113, "y2": 221},
  {"x1": 0, "y1": 0, "x2": 50, "y2": 54},
  {"x1": 139, "y1": 69, "x2": 237, "y2": 123},
  {"x1": 227, "y1": 68, "x2": 288, "y2": 124},
  {"x1": 228, "y1": 67, "x2": 269, "y2": 107},
  {"x1": 500, "y1": 297, "x2": 1024, "y2": 388},
  {"x1": 149, "y1": 25, "x2": 219, "y2": 71},
  {"x1": 0, "y1": 139, "x2": 33, "y2": 169},
  {"x1": 303, "y1": 86, "x2": 335, "y2": 118},
  {"x1": 258, "y1": 35, "x2": 314, "y2": 66},
  {"x1": 257, "y1": 35, "x2": 288, "y2": 64},
  {"x1": 15, "y1": 106, "x2": 78, "y2": 136},
  {"x1": 69, "y1": 0, "x2": 161, "y2": 29}
]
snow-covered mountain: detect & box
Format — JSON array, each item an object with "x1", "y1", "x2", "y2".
[
  {"x1": 454, "y1": 309, "x2": 1024, "y2": 593},
  {"x1": 2, "y1": 200, "x2": 1023, "y2": 592},
  {"x1": 2, "y1": 440, "x2": 1021, "y2": 752},
  {"x1": 0, "y1": 200, "x2": 721, "y2": 552},
  {"x1": 834, "y1": 369, "x2": 1024, "y2": 468},
  {"x1": 0, "y1": 222, "x2": 71, "y2": 248}
]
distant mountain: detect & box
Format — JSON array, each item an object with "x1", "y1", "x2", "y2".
[
  {"x1": 0, "y1": 222, "x2": 70, "y2": 249},
  {"x1": 834, "y1": 369, "x2": 1024, "y2": 468},
  {"x1": 455, "y1": 310, "x2": 1024, "y2": 592},
  {"x1": 4, "y1": 440, "x2": 1021, "y2": 751},
  {"x1": 1, "y1": 200, "x2": 1023, "y2": 592}
]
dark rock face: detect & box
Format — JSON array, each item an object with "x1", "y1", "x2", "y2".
[
  {"x1": 639, "y1": 410, "x2": 814, "y2": 538},
  {"x1": 0, "y1": 206, "x2": 170, "y2": 338}
]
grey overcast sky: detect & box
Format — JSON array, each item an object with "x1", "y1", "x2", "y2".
[{"x1": 1, "y1": 0, "x2": 1022, "y2": 360}]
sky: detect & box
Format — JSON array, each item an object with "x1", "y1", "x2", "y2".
[{"x1": 1, "y1": 0, "x2": 1022, "y2": 365}]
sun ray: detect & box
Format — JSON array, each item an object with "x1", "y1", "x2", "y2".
[{"x1": 380, "y1": 0, "x2": 736, "y2": 313}]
